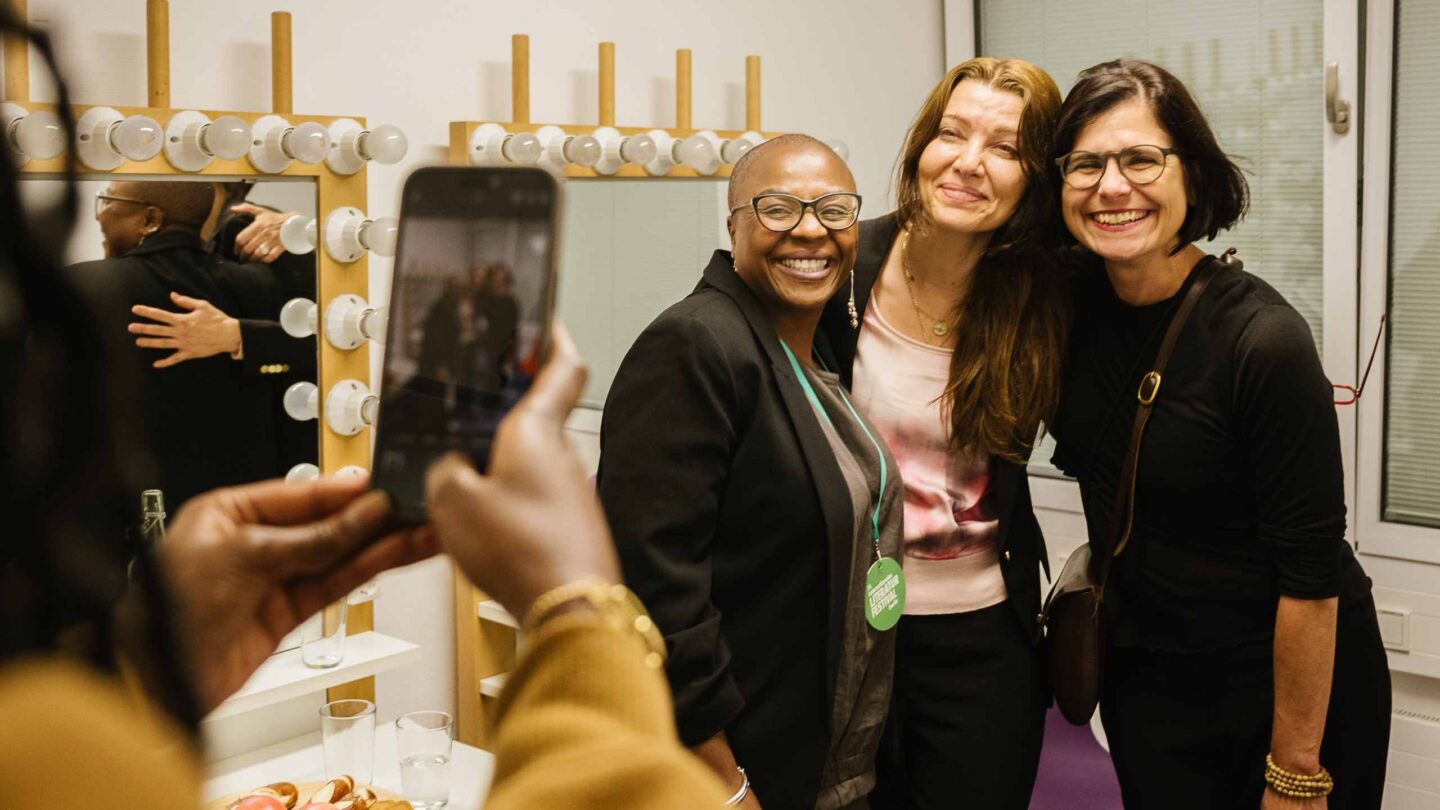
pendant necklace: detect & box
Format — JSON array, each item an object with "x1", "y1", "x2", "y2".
[{"x1": 900, "y1": 231, "x2": 952, "y2": 342}]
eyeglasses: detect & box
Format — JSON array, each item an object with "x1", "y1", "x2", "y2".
[
  {"x1": 1333, "y1": 315, "x2": 1387, "y2": 406},
  {"x1": 730, "y1": 192, "x2": 862, "y2": 233},
  {"x1": 94, "y1": 191, "x2": 152, "y2": 219},
  {"x1": 1055, "y1": 145, "x2": 1179, "y2": 190}
]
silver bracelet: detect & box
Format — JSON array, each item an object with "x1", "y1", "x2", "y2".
[{"x1": 723, "y1": 766, "x2": 750, "y2": 806}]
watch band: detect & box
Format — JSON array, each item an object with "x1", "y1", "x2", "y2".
[{"x1": 522, "y1": 578, "x2": 667, "y2": 669}]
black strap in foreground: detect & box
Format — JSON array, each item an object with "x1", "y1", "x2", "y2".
[{"x1": 1092, "y1": 250, "x2": 1234, "y2": 589}]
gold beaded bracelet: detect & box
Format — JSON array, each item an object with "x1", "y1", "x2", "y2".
[
  {"x1": 521, "y1": 578, "x2": 668, "y2": 670},
  {"x1": 1264, "y1": 754, "x2": 1334, "y2": 799}
]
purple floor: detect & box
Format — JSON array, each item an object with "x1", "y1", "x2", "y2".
[{"x1": 1030, "y1": 708, "x2": 1124, "y2": 810}]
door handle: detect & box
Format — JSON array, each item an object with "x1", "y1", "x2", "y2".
[{"x1": 1325, "y1": 62, "x2": 1351, "y2": 135}]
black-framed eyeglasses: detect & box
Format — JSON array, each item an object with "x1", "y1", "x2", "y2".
[
  {"x1": 94, "y1": 191, "x2": 152, "y2": 219},
  {"x1": 730, "y1": 192, "x2": 862, "y2": 233},
  {"x1": 1055, "y1": 145, "x2": 1179, "y2": 190},
  {"x1": 1334, "y1": 315, "x2": 1387, "y2": 406}
]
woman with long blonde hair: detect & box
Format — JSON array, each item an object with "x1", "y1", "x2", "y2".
[{"x1": 820, "y1": 57, "x2": 1068, "y2": 809}]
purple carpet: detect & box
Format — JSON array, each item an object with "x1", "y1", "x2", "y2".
[{"x1": 1030, "y1": 708, "x2": 1124, "y2": 809}]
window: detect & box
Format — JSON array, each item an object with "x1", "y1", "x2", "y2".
[{"x1": 1380, "y1": 0, "x2": 1440, "y2": 529}]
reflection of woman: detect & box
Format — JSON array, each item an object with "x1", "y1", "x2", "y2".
[
  {"x1": 1047, "y1": 60, "x2": 1389, "y2": 809},
  {"x1": 820, "y1": 58, "x2": 1066, "y2": 810},
  {"x1": 469, "y1": 262, "x2": 520, "y2": 394},
  {"x1": 600, "y1": 134, "x2": 901, "y2": 810}
]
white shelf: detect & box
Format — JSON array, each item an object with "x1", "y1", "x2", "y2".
[
  {"x1": 480, "y1": 673, "x2": 509, "y2": 698},
  {"x1": 207, "y1": 632, "x2": 421, "y2": 721},
  {"x1": 203, "y1": 723, "x2": 494, "y2": 809},
  {"x1": 477, "y1": 599, "x2": 518, "y2": 628}
]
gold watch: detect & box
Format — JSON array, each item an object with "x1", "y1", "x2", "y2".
[{"x1": 522, "y1": 579, "x2": 667, "y2": 670}]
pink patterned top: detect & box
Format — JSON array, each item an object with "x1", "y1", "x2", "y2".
[{"x1": 850, "y1": 300, "x2": 1007, "y2": 615}]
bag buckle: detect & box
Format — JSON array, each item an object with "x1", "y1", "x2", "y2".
[{"x1": 1137, "y1": 371, "x2": 1162, "y2": 405}]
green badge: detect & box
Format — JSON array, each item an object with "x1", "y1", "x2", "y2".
[{"x1": 865, "y1": 557, "x2": 905, "y2": 631}]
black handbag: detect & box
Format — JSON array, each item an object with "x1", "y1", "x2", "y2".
[{"x1": 1040, "y1": 251, "x2": 1231, "y2": 725}]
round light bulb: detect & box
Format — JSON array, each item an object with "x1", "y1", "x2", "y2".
[
  {"x1": 360, "y1": 124, "x2": 407, "y2": 164},
  {"x1": 360, "y1": 307, "x2": 388, "y2": 343},
  {"x1": 673, "y1": 134, "x2": 716, "y2": 170},
  {"x1": 563, "y1": 134, "x2": 602, "y2": 167},
  {"x1": 280, "y1": 215, "x2": 317, "y2": 254},
  {"x1": 203, "y1": 115, "x2": 251, "y2": 159},
  {"x1": 621, "y1": 134, "x2": 657, "y2": 165},
  {"x1": 286, "y1": 462, "x2": 320, "y2": 483},
  {"x1": 14, "y1": 110, "x2": 64, "y2": 160},
  {"x1": 721, "y1": 138, "x2": 754, "y2": 164},
  {"x1": 283, "y1": 381, "x2": 319, "y2": 422},
  {"x1": 362, "y1": 217, "x2": 398, "y2": 257},
  {"x1": 503, "y1": 132, "x2": 542, "y2": 164},
  {"x1": 280, "y1": 298, "x2": 317, "y2": 338},
  {"x1": 285, "y1": 122, "x2": 332, "y2": 164},
  {"x1": 826, "y1": 139, "x2": 850, "y2": 162},
  {"x1": 111, "y1": 115, "x2": 163, "y2": 161}
]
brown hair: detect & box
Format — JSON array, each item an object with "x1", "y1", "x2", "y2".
[
  {"x1": 895, "y1": 57, "x2": 1071, "y2": 464},
  {"x1": 1052, "y1": 59, "x2": 1249, "y2": 253}
]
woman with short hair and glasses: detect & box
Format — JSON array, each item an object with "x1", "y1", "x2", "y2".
[
  {"x1": 818, "y1": 57, "x2": 1067, "y2": 810},
  {"x1": 1047, "y1": 59, "x2": 1390, "y2": 809},
  {"x1": 600, "y1": 133, "x2": 903, "y2": 810}
]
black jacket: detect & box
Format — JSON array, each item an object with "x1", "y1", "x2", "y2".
[
  {"x1": 819, "y1": 214, "x2": 1050, "y2": 639},
  {"x1": 599, "y1": 251, "x2": 860, "y2": 810},
  {"x1": 211, "y1": 210, "x2": 318, "y2": 471},
  {"x1": 71, "y1": 231, "x2": 287, "y2": 509}
]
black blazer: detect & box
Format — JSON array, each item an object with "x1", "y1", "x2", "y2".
[
  {"x1": 819, "y1": 213, "x2": 1050, "y2": 640},
  {"x1": 599, "y1": 250, "x2": 859, "y2": 810},
  {"x1": 72, "y1": 231, "x2": 288, "y2": 509},
  {"x1": 212, "y1": 211, "x2": 318, "y2": 472}
]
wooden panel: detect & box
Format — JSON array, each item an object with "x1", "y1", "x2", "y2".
[{"x1": 3, "y1": 0, "x2": 28, "y2": 102}]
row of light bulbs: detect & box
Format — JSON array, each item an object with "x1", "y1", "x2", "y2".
[
  {"x1": 471, "y1": 124, "x2": 849, "y2": 174},
  {"x1": 1, "y1": 103, "x2": 408, "y2": 174},
  {"x1": 278, "y1": 208, "x2": 397, "y2": 263},
  {"x1": 283, "y1": 378, "x2": 378, "y2": 438}
]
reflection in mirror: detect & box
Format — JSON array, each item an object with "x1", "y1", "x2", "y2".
[
  {"x1": 19, "y1": 176, "x2": 319, "y2": 518},
  {"x1": 557, "y1": 179, "x2": 726, "y2": 408}
]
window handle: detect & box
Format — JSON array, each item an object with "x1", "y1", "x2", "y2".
[{"x1": 1325, "y1": 62, "x2": 1351, "y2": 135}]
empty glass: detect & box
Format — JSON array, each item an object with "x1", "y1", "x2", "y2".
[
  {"x1": 301, "y1": 598, "x2": 348, "y2": 668},
  {"x1": 396, "y1": 710, "x2": 454, "y2": 809},
  {"x1": 320, "y1": 699, "x2": 375, "y2": 786}
]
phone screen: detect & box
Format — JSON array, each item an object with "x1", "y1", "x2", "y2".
[{"x1": 373, "y1": 167, "x2": 559, "y2": 519}]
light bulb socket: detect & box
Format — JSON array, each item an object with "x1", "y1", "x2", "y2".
[
  {"x1": 249, "y1": 114, "x2": 297, "y2": 173},
  {"x1": 326, "y1": 379, "x2": 376, "y2": 436}
]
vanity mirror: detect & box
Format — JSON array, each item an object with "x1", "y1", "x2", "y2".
[{"x1": 6, "y1": 2, "x2": 386, "y2": 704}]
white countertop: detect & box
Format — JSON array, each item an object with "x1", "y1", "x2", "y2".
[{"x1": 204, "y1": 723, "x2": 494, "y2": 809}]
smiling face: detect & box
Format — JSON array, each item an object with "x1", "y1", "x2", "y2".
[
  {"x1": 1061, "y1": 99, "x2": 1189, "y2": 267},
  {"x1": 916, "y1": 80, "x2": 1029, "y2": 236},
  {"x1": 726, "y1": 142, "x2": 858, "y2": 318}
]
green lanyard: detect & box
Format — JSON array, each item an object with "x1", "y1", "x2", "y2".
[{"x1": 780, "y1": 341, "x2": 888, "y2": 557}]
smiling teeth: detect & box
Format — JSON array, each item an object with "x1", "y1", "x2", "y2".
[
  {"x1": 1094, "y1": 211, "x2": 1147, "y2": 225},
  {"x1": 780, "y1": 258, "x2": 828, "y2": 272}
]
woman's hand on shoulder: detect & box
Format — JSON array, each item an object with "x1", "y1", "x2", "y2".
[{"x1": 425, "y1": 324, "x2": 620, "y2": 621}]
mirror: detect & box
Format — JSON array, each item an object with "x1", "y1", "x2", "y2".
[
  {"x1": 19, "y1": 176, "x2": 319, "y2": 515},
  {"x1": 557, "y1": 179, "x2": 728, "y2": 408}
]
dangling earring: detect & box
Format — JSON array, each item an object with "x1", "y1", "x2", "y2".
[{"x1": 847, "y1": 268, "x2": 859, "y2": 329}]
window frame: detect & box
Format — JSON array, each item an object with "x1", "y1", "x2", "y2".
[{"x1": 1355, "y1": 0, "x2": 1440, "y2": 563}]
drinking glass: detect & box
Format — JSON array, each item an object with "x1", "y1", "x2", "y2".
[
  {"x1": 301, "y1": 598, "x2": 348, "y2": 668},
  {"x1": 396, "y1": 710, "x2": 454, "y2": 809},
  {"x1": 320, "y1": 699, "x2": 375, "y2": 785}
]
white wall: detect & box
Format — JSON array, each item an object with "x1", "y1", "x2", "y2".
[{"x1": 19, "y1": 0, "x2": 946, "y2": 751}]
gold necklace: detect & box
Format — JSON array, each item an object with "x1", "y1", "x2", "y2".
[{"x1": 900, "y1": 232, "x2": 952, "y2": 340}]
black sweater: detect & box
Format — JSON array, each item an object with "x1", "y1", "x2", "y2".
[{"x1": 1050, "y1": 257, "x2": 1371, "y2": 651}]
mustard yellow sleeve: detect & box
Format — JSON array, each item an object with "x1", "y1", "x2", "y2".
[
  {"x1": 485, "y1": 612, "x2": 731, "y2": 810},
  {"x1": 0, "y1": 658, "x2": 201, "y2": 809}
]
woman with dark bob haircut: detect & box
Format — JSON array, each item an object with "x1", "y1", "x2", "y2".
[{"x1": 1046, "y1": 59, "x2": 1390, "y2": 809}]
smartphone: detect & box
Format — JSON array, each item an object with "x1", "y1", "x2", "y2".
[{"x1": 371, "y1": 166, "x2": 561, "y2": 522}]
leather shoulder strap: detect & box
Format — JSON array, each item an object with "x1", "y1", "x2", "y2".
[{"x1": 1093, "y1": 251, "x2": 1231, "y2": 587}]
